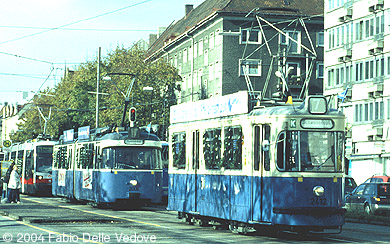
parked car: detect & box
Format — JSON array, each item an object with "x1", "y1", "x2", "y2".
[
  {"x1": 344, "y1": 175, "x2": 357, "y2": 195},
  {"x1": 364, "y1": 175, "x2": 390, "y2": 183},
  {"x1": 345, "y1": 182, "x2": 390, "y2": 215}
]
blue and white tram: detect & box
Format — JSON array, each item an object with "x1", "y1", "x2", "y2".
[
  {"x1": 168, "y1": 95, "x2": 346, "y2": 233},
  {"x1": 52, "y1": 127, "x2": 164, "y2": 208}
]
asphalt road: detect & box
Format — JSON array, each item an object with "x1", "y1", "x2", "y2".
[{"x1": 0, "y1": 195, "x2": 389, "y2": 243}]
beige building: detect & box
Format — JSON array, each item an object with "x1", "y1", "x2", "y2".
[
  {"x1": 0, "y1": 103, "x2": 30, "y2": 153},
  {"x1": 324, "y1": 0, "x2": 389, "y2": 184}
]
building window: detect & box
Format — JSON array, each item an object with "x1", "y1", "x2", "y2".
[
  {"x1": 241, "y1": 28, "x2": 261, "y2": 44},
  {"x1": 280, "y1": 31, "x2": 301, "y2": 53},
  {"x1": 209, "y1": 32, "x2": 215, "y2": 49},
  {"x1": 365, "y1": 60, "x2": 374, "y2": 80},
  {"x1": 388, "y1": 56, "x2": 390, "y2": 75},
  {"x1": 209, "y1": 63, "x2": 214, "y2": 81},
  {"x1": 316, "y1": 62, "x2": 324, "y2": 78},
  {"x1": 387, "y1": 99, "x2": 390, "y2": 120},
  {"x1": 194, "y1": 42, "x2": 198, "y2": 58},
  {"x1": 183, "y1": 48, "x2": 188, "y2": 63},
  {"x1": 328, "y1": 68, "x2": 334, "y2": 87},
  {"x1": 317, "y1": 32, "x2": 324, "y2": 47},
  {"x1": 239, "y1": 59, "x2": 261, "y2": 76},
  {"x1": 215, "y1": 28, "x2": 221, "y2": 46},
  {"x1": 355, "y1": 21, "x2": 363, "y2": 41},
  {"x1": 198, "y1": 39, "x2": 203, "y2": 55},
  {"x1": 376, "y1": 57, "x2": 384, "y2": 77},
  {"x1": 365, "y1": 18, "x2": 374, "y2": 38},
  {"x1": 375, "y1": 14, "x2": 385, "y2": 34},
  {"x1": 204, "y1": 50, "x2": 208, "y2": 65},
  {"x1": 355, "y1": 62, "x2": 363, "y2": 81}
]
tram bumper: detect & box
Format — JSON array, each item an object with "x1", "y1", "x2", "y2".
[
  {"x1": 272, "y1": 207, "x2": 345, "y2": 230},
  {"x1": 273, "y1": 207, "x2": 346, "y2": 215}
]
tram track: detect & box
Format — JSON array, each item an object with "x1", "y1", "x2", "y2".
[{"x1": 5, "y1": 195, "x2": 389, "y2": 243}]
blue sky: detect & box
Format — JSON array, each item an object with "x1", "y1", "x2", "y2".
[{"x1": 0, "y1": 0, "x2": 204, "y2": 105}]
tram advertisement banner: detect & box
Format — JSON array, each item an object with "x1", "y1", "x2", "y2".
[
  {"x1": 170, "y1": 91, "x2": 248, "y2": 123},
  {"x1": 83, "y1": 170, "x2": 93, "y2": 189},
  {"x1": 58, "y1": 169, "x2": 66, "y2": 186}
]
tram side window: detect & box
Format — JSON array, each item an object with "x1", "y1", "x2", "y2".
[
  {"x1": 67, "y1": 148, "x2": 73, "y2": 170},
  {"x1": 223, "y1": 126, "x2": 242, "y2": 169},
  {"x1": 172, "y1": 132, "x2": 186, "y2": 169},
  {"x1": 204, "y1": 128, "x2": 222, "y2": 169},
  {"x1": 58, "y1": 146, "x2": 68, "y2": 169},
  {"x1": 101, "y1": 148, "x2": 114, "y2": 169},
  {"x1": 17, "y1": 150, "x2": 23, "y2": 168},
  {"x1": 263, "y1": 125, "x2": 271, "y2": 171},
  {"x1": 276, "y1": 132, "x2": 285, "y2": 170},
  {"x1": 79, "y1": 143, "x2": 94, "y2": 169},
  {"x1": 25, "y1": 150, "x2": 33, "y2": 179}
]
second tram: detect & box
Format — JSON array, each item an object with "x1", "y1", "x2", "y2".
[
  {"x1": 52, "y1": 126, "x2": 164, "y2": 208},
  {"x1": 168, "y1": 93, "x2": 346, "y2": 233},
  {"x1": 7, "y1": 135, "x2": 57, "y2": 195}
]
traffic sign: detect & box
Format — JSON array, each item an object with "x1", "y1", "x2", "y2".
[{"x1": 3, "y1": 140, "x2": 11, "y2": 148}]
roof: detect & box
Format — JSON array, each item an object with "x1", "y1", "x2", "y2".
[{"x1": 145, "y1": 0, "x2": 324, "y2": 60}]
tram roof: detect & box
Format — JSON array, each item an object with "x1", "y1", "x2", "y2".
[
  {"x1": 250, "y1": 101, "x2": 343, "y2": 117},
  {"x1": 95, "y1": 130, "x2": 160, "y2": 142}
]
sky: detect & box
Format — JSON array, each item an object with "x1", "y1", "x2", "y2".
[{"x1": 0, "y1": 0, "x2": 205, "y2": 105}]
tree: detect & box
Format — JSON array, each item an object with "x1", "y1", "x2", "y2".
[{"x1": 10, "y1": 44, "x2": 180, "y2": 143}]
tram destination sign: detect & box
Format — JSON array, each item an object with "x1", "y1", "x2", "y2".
[{"x1": 170, "y1": 91, "x2": 248, "y2": 123}]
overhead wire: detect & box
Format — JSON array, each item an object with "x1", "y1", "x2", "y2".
[
  {"x1": 0, "y1": 26, "x2": 155, "y2": 32},
  {"x1": 0, "y1": 0, "x2": 153, "y2": 45}
]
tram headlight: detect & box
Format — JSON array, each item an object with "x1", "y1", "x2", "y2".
[
  {"x1": 37, "y1": 175, "x2": 43, "y2": 181},
  {"x1": 313, "y1": 186, "x2": 325, "y2": 197},
  {"x1": 129, "y1": 180, "x2": 138, "y2": 186}
]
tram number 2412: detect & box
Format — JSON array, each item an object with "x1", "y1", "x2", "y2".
[{"x1": 311, "y1": 197, "x2": 327, "y2": 206}]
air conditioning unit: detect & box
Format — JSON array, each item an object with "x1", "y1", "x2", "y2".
[
  {"x1": 338, "y1": 8, "x2": 353, "y2": 22},
  {"x1": 368, "y1": 40, "x2": 384, "y2": 55},
  {"x1": 338, "y1": 49, "x2": 352, "y2": 62},
  {"x1": 368, "y1": 0, "x2": 384, "y2": 12},
  {"x1": 345, "y1": 88, "x2": 352, "y2": 99},
  {"x1": 368, "y1": 84, "x2": 383, "y2": 97},
  {"x1": 368, "y1": 127, "x2": 383, "y2": 141}
]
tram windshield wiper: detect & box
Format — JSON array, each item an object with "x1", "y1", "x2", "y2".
[{"x1": 313, "y1": 153, "x2": 332, "y2": 169}]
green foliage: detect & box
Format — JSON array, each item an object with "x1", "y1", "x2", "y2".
[{"x1": 10, "y1": 45, "x2": 180, "y2": 143}]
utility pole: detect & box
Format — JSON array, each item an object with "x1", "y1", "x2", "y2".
[{"x1": 96, "y1": 47, "x2": 101, "y2": 128}]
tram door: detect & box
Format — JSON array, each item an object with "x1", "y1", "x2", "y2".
[
  {"x1": 192, "y1": 130, "x2": 200, "y2": 212},
  {"x1": 252, "y1": 125, "x2": 270, "y2": 222}
]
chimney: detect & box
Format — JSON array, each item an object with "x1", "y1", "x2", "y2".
[
  {"x1": 185, "y1": 4, "x2": 193, "y2": 17},
  {"x1": 149, "y1": 34, "x2": 157, "y2": 47}
]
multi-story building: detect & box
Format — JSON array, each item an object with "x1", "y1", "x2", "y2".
[
  {"x1": 324, "y1": 0, "x2": 389, "y2": 183},
  {"x1": 0, "y1": 103, "x2": 29, "y2": 152},
  {"x1": 146, "y1": 0, "x2": 325, "y2": 107}
]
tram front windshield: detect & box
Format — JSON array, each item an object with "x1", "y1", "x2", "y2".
[
  {"x1": 277, "y1": 131, "x2": 343, "y2": 172},
  {"x1": 101, "y1": 147, "x2": 162, "y2": 170},
  {"x1": 36, "y1": 146, "x2": 54, "y2": 173}
]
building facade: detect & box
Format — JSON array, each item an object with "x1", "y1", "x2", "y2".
[
  {"x1": 324, "y1": 0, "x2": 389, "y2": 184},
  {"x1": 146, "y1": 0, "x2": 325, "y2": 108}
]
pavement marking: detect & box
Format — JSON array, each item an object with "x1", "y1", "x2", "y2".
[{"x1": 2, "y1": 215, "x2": 104, "y2": 244}]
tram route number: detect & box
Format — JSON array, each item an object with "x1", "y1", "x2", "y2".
[{"x1": 310, "y1": 197, "x2": 327, "y2": 205}]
